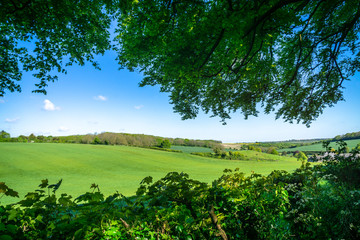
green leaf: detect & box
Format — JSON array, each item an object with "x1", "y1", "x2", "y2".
[
  {"x1": 0, "y1": 235, "x2": 13, "y2": 240},
  {"x1": 39, "y1": 179, "x2": 49, "y2": 188},
  {"x1": 7, "y1": 209, "x2": 18, "y2": 221},
  {"x1": 4, "y1": 225, "x2": 16, "y2": 234},
  {"x1": 4, "y1": 189, "x2": 19, "y2": 198},
  {"x1": 48, "y1": 179, "x2": 62, "y2": 193},
  {"x1": 0, "y1": 223, "x2": 6, "y2": 231}
]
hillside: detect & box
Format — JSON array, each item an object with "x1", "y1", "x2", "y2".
[
  {"x1": 279, "y1": 139, "x2": 360, "y2": 152},
  {"x1": 0, "y1": 142, "x2": 300, "y2": 204}
]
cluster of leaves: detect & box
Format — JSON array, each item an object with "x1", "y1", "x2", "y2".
[
  {"x1": 158, "y1": 139, "x2": 171, "y2": 149},
  {"x1": 247, "y1": 145, "x2": 262, "y2": 152},
  {"x1": 1, "y1": 152, "x2": 360, "y2": 239}
]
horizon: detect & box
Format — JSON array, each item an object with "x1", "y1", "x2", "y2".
[
  {"x1": 1, "y1": 50, "x2": 360, "y2": 143},
  {"x1": 0, "y1": 130, "x2": 336, "y2": 144}
]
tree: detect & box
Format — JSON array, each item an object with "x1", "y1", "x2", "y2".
[
  {"x1": 28, "y1": 133, "x2": 36, "y2": 141},
  {"x1": 159, "y1": 139, "x2": 171, "y2": 149},
  {"x1": 267, "y1": 147, "x2": 279, "y2": 155},
  {"x1": 0, "y1": 130, "x2": 10, "y2": 139},
  {"x1": 115, "y1": 0, "x2": 360, "y2": 125},
  {"x1": 296, "y1": 151, "x2": 308, "y2": 162},
  {"x1": 0, "y1": 0, "x2": 115, "y2": 96},
  {"x1": 18, "y1": 135, "x2": 28, "y2": 142},
  {"x1": 212, "y1": 145, "x2": 224, "y2": 155},
  {"x1": 2, "y1": 1, "x2": 360, "y2": 126},
  {"x1": 355, "y1": 143, "x2": 360, "y2": 151},
  {"x1": 93, "y1": 136, "x2": 102, "y2": 145}
]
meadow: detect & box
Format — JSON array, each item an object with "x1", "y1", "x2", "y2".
[
  {"x1": 170, "y1": 145, "x2": 214, "y2": 153},
  {"x1": 279, "y1": 139, "x2": 360, "y2": 152},
  {"x1": 1, "y1": 142, "x2": 301, "y2": 204}
]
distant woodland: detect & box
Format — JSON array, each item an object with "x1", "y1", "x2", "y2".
[
  {"x1": 333, "y1": 131, "x2": 360, "y2": 141},
  {"x1": 0, "y1": 130, "x2": 222, "y2": 149}
]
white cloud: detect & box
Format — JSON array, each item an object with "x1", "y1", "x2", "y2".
[
  {"x1": 94, "y1": 95, "x2": 107, "y2": 101},
  {"x1": 0, "y1": 99, "x2": 5, "y2": 103},
  {"x1": 43, "y1": 99, "x2": 60, "y2": 111},
  {"x1": 134, "y1": 105, "x2": 144, "y2": 110},
  {"x1": 5, "y1": 118, "x2": 19, "y2": 123},
  {"x1": 58, "y1": 126, "x2": 69, "y2": 132}
]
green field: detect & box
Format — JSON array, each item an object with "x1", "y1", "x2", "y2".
[
  {"x1": 1, "y1": 143, "x2": 302, "y2": 204},
  {"x1": 279, "y1": 139, "x2": 360, "y2": 152},
  {"x1": 171, "y1": 145, "x2": 214, "y2": 153}
]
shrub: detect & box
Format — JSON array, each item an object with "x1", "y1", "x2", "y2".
[
  {"x1": 295, "y1": 151, "x2": 308, "y2": 162},
  {"x1": 92, "y1": 136, "x2": 102, "y2": 144},
  {"x1": 267, "y1": 147, "x2": 279, "y2": 155},
  {"x1": 159, "y1": 139, "x2": 171, "y2": 149}
]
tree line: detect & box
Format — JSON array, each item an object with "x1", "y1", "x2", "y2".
[
  {"x1": 333, "y1": 131, "x2": 360, "y2": 141},
  {"x1": 0, "y1": 130, "x2": 222, "y2": 149}
]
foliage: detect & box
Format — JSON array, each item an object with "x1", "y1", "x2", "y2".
[
  {"x1": 295, "y1": 151, "x2": 308, "y2": 162},
  {"x1": 148, "y1": 147, "x2": 181, "y2": 153},
  {"x1": 267, "y1": 147, "x2": 279, "y2": 155},
  {"x1": 1, "y1": 152, "x2": 360, "y2": 239},
  {"x1": 333, "y1": 130, "x2": 360, "y2": 141},
  {"x1": 356, "y1": 143, "x2": 360, "y2": 151},
  {"x1": 245, "y1": 140, "x2": 320, "y2": 151},
  {"x1": 1, "y1": 131, "x2": 223, "y2": 149},
  {"x1": 0, "y1": 130, "x2": 10, "y2": 140},
  {"x1": 2, "y1": 1, "x2": 360, "y2": 125},
  {"x1": 212, "y1": 144, "x2": 225, "y2": 155},
  {"x1": 92, "y1": 136, "x2": 102, "y2": 145},
  {"x1": 279, "y1": 138, "x2": 360, "y2": 154},
  {"x1": 159, "y1": 139, "x2": 171, "y2": 149},
  {"x1": 248, "y1": 145, "x2": 262, "y2": 152},
  {"x1": 191, "y1": 149, "x2": 290, "y2": 162},
  {"x1": 0, "y1": 0, "x2": 115, "y2": 96},
  {"x1": 116, "y1": 0, "x2": 360, "y2": 125}
]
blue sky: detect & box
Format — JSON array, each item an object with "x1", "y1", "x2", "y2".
[{"x1": 1, "y1": 49, "x2": 359, "y2": 143}]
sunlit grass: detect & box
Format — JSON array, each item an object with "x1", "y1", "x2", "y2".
[
  {"x1": 1, "y1": 143, "x2": 302, "y2": 204},
  {"x1": 279, "y1": 139, "x2": 360, "y2": 152}
]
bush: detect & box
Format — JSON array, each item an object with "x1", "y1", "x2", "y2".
[
  {"x1": 149, "y1": 147, "x2": 181, "y2": 153},
  {"x1": 295, "y1": 151, "x2": 308, "y2": 162},
  {"x1": 92, "y1": 136, "x2": 102, "y2": 144},
  {"x1": 159, "y1": 139, "x2": 171, "y2": 149},
  {"x1": 267, "y1": 147, "x2": 279, "y2": 155}
]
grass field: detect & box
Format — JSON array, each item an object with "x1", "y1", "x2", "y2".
[
  {"x1": 279, "y1": 139, "x2": 360, "y2": 152},
  {"x1": 1, "y1": 143, "x2": 302, "y2": 205},
  {"x1": 171, "y1": 145, "x2": 214, "y2": 153}
]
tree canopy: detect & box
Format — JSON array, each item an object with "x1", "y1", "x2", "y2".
[
  {"x1": 0, "y1": 0, "x2": 114, "y2": 95},
  {"x1": 1, "y1": 0, "x2": 360, "y2": 126}
]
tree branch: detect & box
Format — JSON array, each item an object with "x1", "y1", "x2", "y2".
[
  {"x1": 208, "y1": 204, "x2": 228, "y2": 240},
  {"x1": 243, "y1": 0, "x2": 306, "y2": 39},
  {"x1": 199, "y1": 28, "x2": 225, "y2": 70}
]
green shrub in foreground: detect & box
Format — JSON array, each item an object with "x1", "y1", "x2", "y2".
[{"x1": 1, "y1": 153, "x2": 360, "y2": 239}]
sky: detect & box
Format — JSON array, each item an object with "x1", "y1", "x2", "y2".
[{"x1": 1, "y1": 49, "x2": 359, "y2": 143}]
